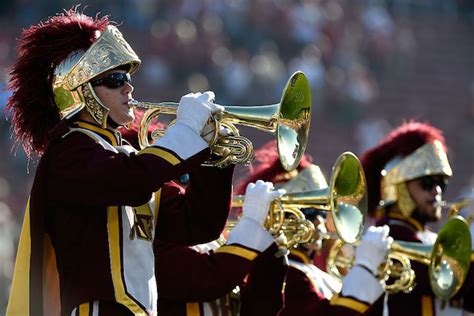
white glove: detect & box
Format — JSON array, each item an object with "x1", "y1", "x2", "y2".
[
  {"x1": 242, "y1": 180, "x2": 285, "y2": 226},
  {"x1": 201, "y1": 123, "x2": 231, "y2": 144},
  {"x1": 354, "y1": 225, "x2": 393, "y2": 276},
  {"x1": 176, "y1": 91, "x2": 224, "y2": 136}
]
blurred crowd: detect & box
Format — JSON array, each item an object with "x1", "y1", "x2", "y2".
[{"x1": 0, "y1": 0, "x2": 473, "y2": 312}]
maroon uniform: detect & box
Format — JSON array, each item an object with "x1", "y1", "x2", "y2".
[
  {"x1": 359, "y1": 121, "x2": 474, "y2": 316},
  {"x1": 278, "y1": 249, "x2": 380, "y2": 316},
  {"x1": 12, "y1": 120, "x2": 231, "y2": 316},
  {"x1": 367, "y1": 214, "x2": 474, "y2": 316},
  {"x1": 155, "y1": 240, "x2": 281, "y2": 316}
]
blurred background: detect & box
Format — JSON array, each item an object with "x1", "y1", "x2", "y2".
[{"x1": 0, "y1": 0, "x2": 473, "y2": 312}]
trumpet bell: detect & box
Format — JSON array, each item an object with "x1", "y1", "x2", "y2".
[
  {"x1": 220, "y1": 71, "x2": 311, "y2": 171},
  {"x1": 280, "y1": 152, "x2": 367, "y2": 244},
  {"x1": 134, "y1": 71, "x2": 311, "y2": 171},
  {"x1": 277, "y1": 71, "x2": 312, "y2": 171},
  {"x1": 430, "y1": 215, "x2": 471, "y2": 299},
  {"x1": 331, "y1": 152, "x2": 367, "y2": 244},
  {"x1": 327, "y1": 215, "x2": 471, "y2": 300}
]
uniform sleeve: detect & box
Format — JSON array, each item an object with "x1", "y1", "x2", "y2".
[
  {"x1": 280, "y1": 266, "x2": 326, "y2": 315},
  {"x1": 154, "y1": 240, "x2": 275, "y2": 302},
  {"x1": 239, "y1": 244, "x2": 287, "y2": 316},
  {"x1": 155, "y1": 164, "x2": 235, "y2": 245},
  {"x1": 46, "y1": 132, "x2": 210, "y2": 207}
]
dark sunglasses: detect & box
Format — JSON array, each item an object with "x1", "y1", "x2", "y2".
[
  {"x1": 419, "y1": 176, "x2": 448, "y2": 192},
  {"x1": 90, "y1": 72, "x2": 131, "y2": 89}
]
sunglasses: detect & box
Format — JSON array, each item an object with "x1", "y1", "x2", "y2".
[
  {"x1": 90, "y1": 72, "x2": 131, "y2": 89},
  {"x1": 419, "y1": 176, "x2": 448, "y2": 192}
]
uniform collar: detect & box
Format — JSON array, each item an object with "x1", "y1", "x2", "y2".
[
  {"x1": 387, "y1": 212, "x2": 424, "y2": 232},
  {"x1": 289, "y1": 248, "x2": 311, "y2": 264},
  {"x1": 72, "y1": 120, "x2": 120, "y2": 146}
]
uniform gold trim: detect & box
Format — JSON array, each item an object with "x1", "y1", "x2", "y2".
[
  {"x1": 6, "y1": 199, "x2": 31, "y2": 316},
  {"x1": 290, "y1": 249, "x2": 310, "y2": 264},
  {"x1": 215, "y1": 245, "x2": 258, "y2": 260},
  {"x1": 388, "y1": 213, "x2": 424, "y2": 232},
  {"x1": 329, "y1": 294, "x2": 369, "y2": 313},
  {"x1": 153, "y1": 190, "x2": 161, "y2": 226},
  {"x1": 107, "y1": 206, "x2": 146, "y2": 314},
  {"x1": 186, "y1": 302, "x2": 201, "y2": 316},
  {"x1": 78, "y1": 302, "x2": 90, "y2": 316},
  {"x1": 137, "y1": 147, "x2": 180, "y2": 165},
  {"x1": 421, "y1": 295, "x2": 433, "y2": 316},
  {"x1": 75, "y1": 121, "x2": 118, "y2": 146}
]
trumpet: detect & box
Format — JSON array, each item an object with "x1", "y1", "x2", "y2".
[
  {"x1": 436, "y1": 198, "x2": 472, "y2": 219},
  {"x1": 229, "y1": 152, "x2": 367, "y2": 248},
  {"x1": 130, "y1": 71, "x2": 312, "y2": 171},
  {"x1": 326, "y1": 216, "x2": 471, "y2": 300}
]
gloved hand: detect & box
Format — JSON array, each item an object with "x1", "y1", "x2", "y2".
[
  {"x1": 201, "y1": 123, "x2": 232, "y2": 145},
  {"x1": 354, "y1": 225, "x2": 393, "y2": 276},
  {"x1": 242, "y1": 180, "x2": 285, "y2": 226},
  {"x1": 176, "y1": 91, "x2": 224, "y2": 136}
]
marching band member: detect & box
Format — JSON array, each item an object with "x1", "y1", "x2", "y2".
[
  {"x1": 121, "y1": 122, "x2": 286, "y2": 316},
  {"x1": 361, "y1": 120, "x2": 474, "y2": 315},
  {"x1": 6, "y1": 8, "x2": 233, "y2": 316},
  {"x1": 155, "y1": 180, "x2": 286, "y2": 316},
  {"x1": 236, "y1": 141, "x2": 392, "y2": 315}
]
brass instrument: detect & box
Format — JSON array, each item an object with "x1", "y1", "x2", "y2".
[
  {"x1": 230, "y1": 152, "x2": 367, "y2": 247},
  {"x1": 441, "y1": 198, "x2": 472, "y2": 219},
  {"x1": 130, "y1": 71, "x2": 312, "y2": 171},
  {"x1": 326, "y1": 216, "x2": 471, "y2": 300}
]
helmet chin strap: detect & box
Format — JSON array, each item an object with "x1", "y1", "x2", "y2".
[
  {"x1": 107, "y1": 116, "x2": 120, "y2": 129},
  {"x1": 396, "y1": 182, "x2": 417, "y2": 218}
]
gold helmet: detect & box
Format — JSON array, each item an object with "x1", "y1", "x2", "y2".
[
  {"x1": 7, "y1": 9, "x2": 141, "y2": 157},
  {"x1": 52, "y1": 25, "x2": 141, "y2": 127},
  {"x1": 361, "y1": 121, "x2": 452, "y2": 218}
]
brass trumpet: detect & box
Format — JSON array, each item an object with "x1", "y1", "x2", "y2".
[
  {"x1": 326, "y1": 216, "x2": 471, "y2": 300},
  {"x1": 438, "y1": 198, "x2": 472, "y2": 219},
  {"x1": 130, "y1": 71, "x2": 312, "y2": 171},
  {"x1": 230, "y1": 152, "x2": 367, "y2": 247}
]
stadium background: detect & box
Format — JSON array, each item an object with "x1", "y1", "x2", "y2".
[{"x1": 0, "y1": 0, "x2": 473, "y2": 313}]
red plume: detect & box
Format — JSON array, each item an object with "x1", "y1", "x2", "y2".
[
  {"x1": 360, "y1": 120, "x2": 447, "y2": 215},
  {"x1": 235, "y1": 140, "x2": 312, "y2": 194},
  {"x1": 6, "y1": 8, "x2": 109, "y2": 157}
]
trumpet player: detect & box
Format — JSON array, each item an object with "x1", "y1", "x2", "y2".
[
  {"x1": 361, "y1": 120, "x2": 474, "y2": 315},
  {"x1": 6, "y1": 8, "x2": 235, "y2": 316},
  {"x1": 119, "y1": 111, "x2": 288, "y2": 315},
  {"x1": 236, "y1": 141, "x2": 392, "y2": 315}
]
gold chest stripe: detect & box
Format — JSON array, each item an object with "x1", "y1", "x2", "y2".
[
  {"x1": 154, "y1": 190, "x2": 161, "y2": 226},
  {"x1": 186, "y1": 302, "x2": 201, "y2": 316},
  {"x1": 215, "y1": 245, "x2": 258, "y2": 260},
  {"x1": 107, "y1": 206, "x2": 146, "y2": 314},
  {"x1": 6, "y1": 199, "x2": 31, "y2": 316},
  {"x1": 421, "y1": 295, "x2": 433, "y2": 316},
  {"x1": 137, "y1": 147, "x2": 180, "y2": 165},
  {"x1": 78, "y1": 302, "x2": 90, "y2": 316}
]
